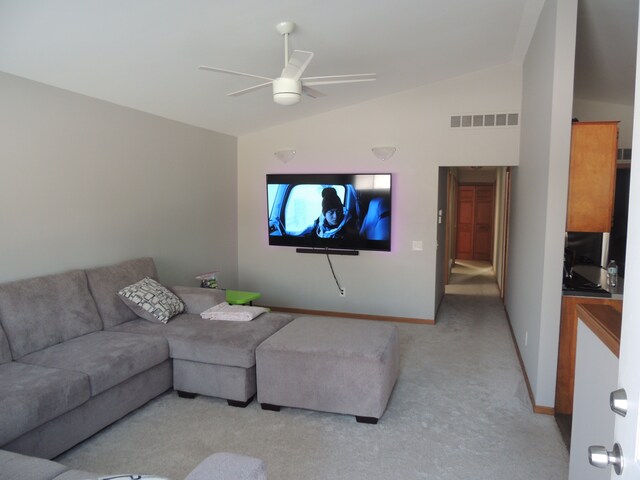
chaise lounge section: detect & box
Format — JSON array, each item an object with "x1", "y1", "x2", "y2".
[{"x1": 85, "y1": 258, "x2": 293, "y2": 406}]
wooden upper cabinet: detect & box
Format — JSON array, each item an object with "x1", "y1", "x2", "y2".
[{"x1": 566, "y1": 121, "x2": 618, "y2": 232}]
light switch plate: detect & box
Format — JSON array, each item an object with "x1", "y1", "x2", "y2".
[{"x1": 412, "y1": 240, "x2": 423, "y2": 251}]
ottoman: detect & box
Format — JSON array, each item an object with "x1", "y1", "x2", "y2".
[{"x1": 256, "y1": 316, "x2": 400, "y2": 424}]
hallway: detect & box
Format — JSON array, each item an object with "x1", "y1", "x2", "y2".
[
  {"x1": 445, "y1": 259, "x2": 499, "y2": 296},
  {"x1": 435, "y1": 258, "x2": 569, "y2": 478}
]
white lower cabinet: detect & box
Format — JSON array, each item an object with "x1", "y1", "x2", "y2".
[{"x1": 568, "y1": 320, "x2": 619, "y2": 480}]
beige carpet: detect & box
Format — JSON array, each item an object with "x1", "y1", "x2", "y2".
[{"x1": 56, "y1": 261, "x2": 568, "y2": 479}]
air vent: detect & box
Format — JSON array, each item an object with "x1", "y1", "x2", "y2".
[
  {"x1": 617, "y1": 148, "x2": 632, "y2": 160},
  {"x1": 450, "y1": 112, "x2": 519, "y2": 128}
]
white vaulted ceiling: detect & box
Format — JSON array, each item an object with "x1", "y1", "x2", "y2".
[
  {"x1": 0, "y1": 0, "x2": 635, "y2": 136},
  {"x1": 574, "y1": 0, "x2": 638, "y2": 106}
]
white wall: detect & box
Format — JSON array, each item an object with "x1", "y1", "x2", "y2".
[
  {"x1": 506, "y1": 0, "x2": 578, "y2": 409},
  {"x1": 434, "y1": 168, "x2": 449, "y2": 315},
  {"x1": 0, "y1": 72, "x2": 238, "y2": 286},
  {"x1": 238, "y1": 65, "x2": 521, "y2": 320},
  {"x1": 457, "y1": 168, "x2": 498, "y2": 183}
]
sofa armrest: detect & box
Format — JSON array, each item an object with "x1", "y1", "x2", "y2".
[
  {"x1": 183, "y1": 452, "x2": 267, "y2": 480},
  {"x1": 169, "y1": 286, "x2": 226, "y2": 314}
]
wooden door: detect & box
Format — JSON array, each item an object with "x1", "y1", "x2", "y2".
[
  {"x1": 473, "y1": 186, "x2": 494, "y2": 261},
  {"x1": 456, "y1": 185, "x2": 494, "y2": 261},
  {"x1": 456, "y1": 186, "x2": 474, "y2": 259}
]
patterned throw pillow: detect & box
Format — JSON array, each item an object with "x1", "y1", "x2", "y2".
[{"x1": 117, "y1": 277, "x2": 184, "y2": 323}]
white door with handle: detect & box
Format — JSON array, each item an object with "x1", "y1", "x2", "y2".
[
  {"x1": 601, "y1": 7, "x2": 640, "y2": 477},
  {"x1": 608, "y1": 186, "x2": 640, "y2": 477}
]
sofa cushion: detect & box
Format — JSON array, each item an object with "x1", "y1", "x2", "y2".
[
  {"x1": 19, "y1": 331, "x2": 169, "y2": 396},
  {"x1": 0, "y1": 449, "x2": 265, "y2": 480},
  {"x1": 85, "y1": 257, "x2": 158, "y2": 329},
  {"x1": 0, "y1": 448, "x2": 68, "y2": 480},
  {"x1": 0, "y1": 449, "x2": 96, "y2": 480},
  {"x1": 0, "y1": 270, "x2": 103, "y2": 360},
  {"x1": 118, "y1": 277, "x2": 184, "y2": 323},
  {"x1": 184, "y1": 452, "x2": 267, "y2": 480},
  {"x1": 0, "y1": 362, "x2": 91, "y2": 445},
  {"x1": 109, "y1": 312, "x2": 294, "y2": 369},
  {"x1": 168, "y1": 286, "x2": 226, "y2": 314}
]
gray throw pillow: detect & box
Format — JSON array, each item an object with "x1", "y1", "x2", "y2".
[{"x1": 117, "y1": 277, "x2": 184, "y2": 323}]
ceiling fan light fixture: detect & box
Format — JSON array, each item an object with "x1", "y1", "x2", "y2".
[
  {"x1": 274, "y1": 92, "x2": 301, "y2": 106},
  {"x1": 273, "y1": 77, "x2": 301, "y2": 106}
]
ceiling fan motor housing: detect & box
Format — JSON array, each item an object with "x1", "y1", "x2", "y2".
[{"x1": 273, "y1": 77, "x2": 301, "y2": 105}]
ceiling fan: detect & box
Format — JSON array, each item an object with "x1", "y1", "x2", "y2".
[{"x1": 198, "y1": 21, "x2": 376, "y2": 106}]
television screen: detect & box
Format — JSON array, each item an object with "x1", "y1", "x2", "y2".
[{"x1": 267, "y1": 173, "x2": 392, "y2": 252}]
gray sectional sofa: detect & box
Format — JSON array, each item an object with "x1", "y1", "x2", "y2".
[
  {"x1": 0, "y1": 449, "x2": 267, "y2": 480},
  {"x1": 0, "y1": 257, "x2": 293, "y2": 462}
]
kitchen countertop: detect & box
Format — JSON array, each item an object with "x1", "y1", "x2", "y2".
[
  {"x1": 565, "y1": 265, "x2": 624, "y2": 300},
  {"x1": 576, "y1": 303, "x2": 622, "y2": 357}
]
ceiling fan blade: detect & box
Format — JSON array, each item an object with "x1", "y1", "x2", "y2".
[
  {"x1": 301, "y1": 85, "x2": 326, "y2": 99},
  {"x1": 281, "y1": 50, "x2": 314, "y2": 81},
  {"x1": 228, "y1": 82, "x2": 273, "y2": 97},
  {"x1": 302, "y1": 73, "x2": 376, "y2": 86},
  {"x1": 198, "y1": 65, "x2": 273, "y2": 82}
]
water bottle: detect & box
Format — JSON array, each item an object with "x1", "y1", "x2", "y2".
[{"x1": 606, "y1": 260, "x2": 618, "y2": 287}]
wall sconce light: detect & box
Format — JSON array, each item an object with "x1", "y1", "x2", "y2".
[
  {"x1": 274, "y1": 149, "x2": 296, "y2": 163},
  {"x1": 371, "y1": 146, "x2": 396, "y2": 161}
]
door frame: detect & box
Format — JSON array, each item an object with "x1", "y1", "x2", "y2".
[
  {"x1": 442, "y1": 168, "x2": 513, "y2": 295},
  {"x1": 500, "y1": 167, "x2": 512, "y2": 299},
  {"x1": 444, "y1": 170, "x2": 455, "y2": 285}
]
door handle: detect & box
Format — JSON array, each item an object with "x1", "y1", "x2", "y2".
[
  {"x1": 588, "y1": 443, "x2": 624, "y2": 475},
  {"x1": 610, "y1": 388, "x2": 628, "y2": 417}
]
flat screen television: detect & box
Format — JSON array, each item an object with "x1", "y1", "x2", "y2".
[{"x1": 267, "y1": 173, "x2": 392, "y2": 252}]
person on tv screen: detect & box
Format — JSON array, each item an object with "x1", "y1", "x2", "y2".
[{"x1": 309, "y1": 187, "x2": 359, "y2": 240}]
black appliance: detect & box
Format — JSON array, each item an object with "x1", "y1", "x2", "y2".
[
  {"x1": 563, "y1": 234, "x2": 610, "y2": 297},
  {"x1": 566, "y1": 232, "x2": 603, "y2": 267}
]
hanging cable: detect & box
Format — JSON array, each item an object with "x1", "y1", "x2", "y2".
[{"x1": 325, "y1": 248, "x2": 343, "y2": 293}]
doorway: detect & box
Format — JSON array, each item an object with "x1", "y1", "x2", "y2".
[{"x1": 436, "y1": 166, "x2": 513, "y2": 319}]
